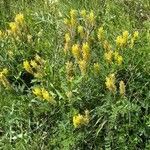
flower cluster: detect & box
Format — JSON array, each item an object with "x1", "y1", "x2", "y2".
[
  {"x1": 73, "y1": 110, "x2": 90, "y2": 128},
  {"x1": 63, "y1": 9, "x2": 97, "y2": 76},
  {"x1": 23, "y1": 54, "x2": 45, "y2": 78},
  {"x1": 9, "y1": 13, "x2": 24, "y2": 36},
  {"x1": 105, "y1": 73, "x2": 117, "y2": 92},
  {"x1": 105, "y1": 73, "x2": 126, "y2": 95},
  {"x1": 32, "y1": 87, "x2": 56, "y2": 104},
  {"x1": 0, "y1": 68, "x2": 10, "y2": 89}
]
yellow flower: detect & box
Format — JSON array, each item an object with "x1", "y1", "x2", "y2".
[
  {"x1": 82, "y1": 42, "x2": 90, "y2": 61},
  {"x1": 116, "y1": 55, "x2": 123, "y2": 65},
  {"x1": 32, "y1": 87, "x2": 42, "y2": 98},
  {"x1": 23, "y1": 60, "x2": 33, "y2": 74},
  {"x1": 33, "y1": 87, "x2": 56, "y2": 104},
  {"x1": 78, "y1": 60, "x2": 87, "y2": 75},
  {"x1": 1, "y1": 68, "x2": 8, "y2": 75},
  {"x1": 64, "y1": 42, "x2": 69, "y2": 54},
  {"x1": 65, "y1": 33, "x2": 71, "y2": 43},
  {"x1": 70, "y1": 9, "x2": 77, "y2": 19},
  {"x1": 80, "y1": 9, "x2": 86, "y2": 18},
  {"x1": 27, "y1": 35, "x2": 32, "y2": 43},
  {"x1": 70, "y1": 9, "x2": 77, "y2": 26},
  {"x1": 0, "y1": 69, "x2": 10, "y2": 89},
  {"x1": 105, "y1": 73, "x2": 116, "y2": 92},
  {"x1": 97, "y1": 27, "x2": 104, "y2": 41},
  {"x1": 133, "y1": 31, "x2": 139, "y2": 39},
  {"x1": 73, "y1": 114, "x2": 84, "y2": 128},
  {"x1": 34, "y1": 72, "x2": 43, "y2": 78},
  {"x1": 15, "y1": 13, "x2": 24, "y2": 26},
  {"x1": 88, "y1": 10, "x2": 95, "y2": 24},
  {"x1": 41, "y1": 88, "x2": 50, "y2": 100},
  {"x1": 104, "y1": 50, "x2": 113, "y2": 63},
  {"x1": 116, "y1": 35, "x2": 125, "y2": 47},
  {"x1": 114, "y1": 52, "x2": 123, "y2": 65},
  {"x1": 77, "y1": 25, "x2": 84, "y2": 37},
  {"x1": 66, "y1": 61, "x2": 74, "y2": 80},
  {"x1": 130, "y1": 38, "x2": 134, "y2": 49},
  {"x1": 103, "y1": 40, "x2": 111, "y2": 51},
  {"x1": 122, "y1": 31, "x2": 129, "y2": 39},
  {"x1": 70, "y1": 18, "x2": 76, "y2": 26},
  {"x1": 9, "y1": 22, "x2": 18, "y2": 34},
  {"x1": 93, "y1": 63, "x2": 100, "y2": 75},
  {"x1": 73, "y1": 110, "x2": 90, "y2": 128},
  {"x1": 119, "y1": 80, "x2": 126, "y2": 96},
  {"x1": 34, "y1": 54, "x2": 45, "y2": 65},
  {"x1": 72, "y1": 44, "x2": 80, "y2": 60},
  {"x1": 30, "y1": 60, "x2": 38, "y2": 69},
  {"x1": 64, "y1": 18, "x2": 70, "y2": 26}
]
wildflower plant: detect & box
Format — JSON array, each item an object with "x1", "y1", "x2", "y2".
[{"x1": 0, "y1": 1, "x2": 149, "y2": 150}]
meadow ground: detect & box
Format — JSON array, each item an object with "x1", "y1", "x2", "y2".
[{"x1": 0, "y1": 0, "x2": 150, "y2": 149}]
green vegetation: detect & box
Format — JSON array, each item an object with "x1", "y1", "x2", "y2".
[{"x1": 0, "y1": 0, "x2": 150, "y2": 149}]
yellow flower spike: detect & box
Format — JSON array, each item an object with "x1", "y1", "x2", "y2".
[
  {"x1": 72, "y1": 44, "x2": 80, "y2": 60},
  {"x1": 0, "y1": 74, "x2": 10, "y2": 89},
  {"x1": 41, "y1": 88, "x2": 56, "y2": 104},
  {"x1": 93, "y1": 63, "x2": 100, "y2": 75},
  {"x1": 64, "y1": 43, "x2": 69, "y2": 54},
  {"x1": 103, "y1": 40, "x2": 111, "y2": 51},
  {"x1": 82, "y1": 42, "x2": 90, "y2": 61},
  {"x1": 77, "y1": 25, "x2": 84, "y2": 37},
  {"x1": 114, "y1": 51, "x2": 119, "y2": 59},
  {"x1": 2, "y1": 68, "x2": 8, "y2": 75},
  {"x1": 66, "y1": 61, "x2": 74, "y2": 80},
  {"x1": 73, "y1": 111, "x2": 90, "y2": 128},
  {"x1": 97, "y1": 27, "x2": 104, "y2": 41},
  {"x1": 34, "y1": 72, "x2": 43, "y2": 78},
  {"x1": 41, "y1": 88, "x2": 50, "y2": 100},
  {"x1": 116, "y1": 35, "x2": 125, "y2": 47},
  {"x1": 64, "y1": 18, "x2": 70, "y2": 26},
  {"x1": 70, "y1": 9, "x2": 77, "y2": 26},
  {"x1": 78, "y1": 60, "x2": 87, "y2": 75},
  {"x1": 105, "y1": 73, "x2": 116, "y2": 92},
  {"x1": 32, "y1": 87, "x2": 42, "y2": 98},
  {"x1": 80, "y1": 9, "x2": 86, "y2": 19},
  {"x1": 30, "y1": 60, "x2": 38, "y2": 69},
  {"x1": 34, "y1": 54, "x2": 45, "y2": 65},
  {"x1": 133, "y1": 31, "x2": 139, "y2": 39},
  {"x1": 88, "y1": 10, "x2": 95, "y2": 24},
  {"x1": 0, "y1": 69, "x2": 11, "y2": 89},
  {"x1": 122, "y1": 30, "x2": 129, "y2": 45},
  {"x1": 130, "y1": 38, "x2": 134, "y2": 49},
  {"x1": 15, "y1": 13, "x2": 24, "y2": 26},
  {"x1": 70, "y1": 18, "x2": 77, "y2": 27},
  {"x1": 123, "y1": 31, "x2": 129, "y2": 39},
  {"x1": 23, "y1": 60, "x2": 33, "y2": 74},
  {"x1": 9, "y1": 22, "x2": 18, "y2": 34},
  {"x1": 65, "y1": 33, "x2": 71, "y2": 43},
  {"x1": 114, "y1": 52, "x2": 123, "y2": 65},
  {"x1": 116, "y1": 55, "x2": 123, "y2": 65},
  {"x1": 73, "y1": 114, "x2": 84, "y2": 128},
  {"x1": 27, "y1": 35, "x2": 32, "y2": 43},
  {"x1": 104, "y1": 50, "x2": 113, "y2": 63},
  {"x1": 70, "y1": 9, "x2": 77, "y2": 19},
  {"x1": 119, "y1": 80, "x2": 126, "y2": 96}
]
